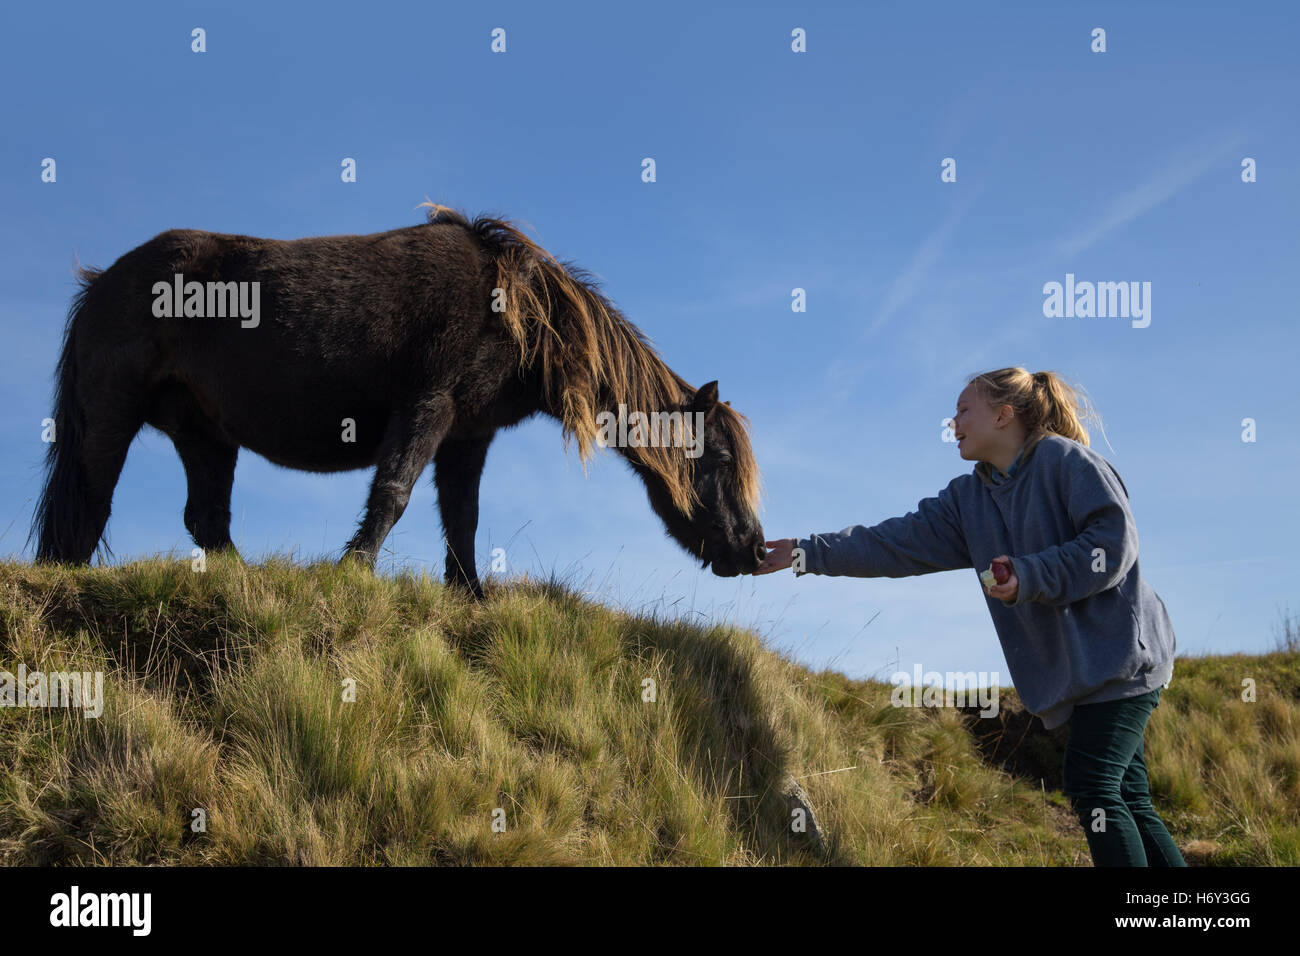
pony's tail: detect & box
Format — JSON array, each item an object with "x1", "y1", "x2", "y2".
[{"x1": 32, "y1": 266, "x2": 102, "y2": 562}]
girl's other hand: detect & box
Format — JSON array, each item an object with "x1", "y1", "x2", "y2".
[
  {"x1": 753, "y1": 538, "x2": 797, "y2": 575},
  {"x1": 985, "y1": 555, "x2": 1019, "y2": 602}
]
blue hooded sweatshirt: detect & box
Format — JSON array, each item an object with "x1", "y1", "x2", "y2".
[{"x1": 793, "y1": 431, "x2": 1175, "y2": 729}]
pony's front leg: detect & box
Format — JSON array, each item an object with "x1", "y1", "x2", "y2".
[
  {"x1": 343, "y1": 396, "x2": 453, "y2": 568},
  {"x1": 433, "y1": 432, "x2": 494, "y2": 599}
]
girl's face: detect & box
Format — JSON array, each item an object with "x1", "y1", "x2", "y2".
[{"x1": 953, "y1": 383, "x2": 1009, "y2": 463}]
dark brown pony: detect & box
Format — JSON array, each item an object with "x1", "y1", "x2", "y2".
[{"x1": 32, "y1": 204, "x2": 766, "y2": 595}]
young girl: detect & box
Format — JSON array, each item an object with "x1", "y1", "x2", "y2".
[{"x1": 754, "y1": 367, "x2": 1186, "y2": 867}]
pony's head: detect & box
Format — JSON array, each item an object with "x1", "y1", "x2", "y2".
[
  {"x1": 631, "y1": 380, "x2": 766, "y2": 577},
  {"x1": 431, "y1": 203, "x2": 767, "y2": 577}
]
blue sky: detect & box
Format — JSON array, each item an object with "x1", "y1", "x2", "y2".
[{"x1": 2, "y1": 1, "x2": 1296, "y2": 689}]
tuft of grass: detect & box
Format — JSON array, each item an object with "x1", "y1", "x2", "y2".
[{"x1": 0, "y1": 556, "x2": 1295, "y2": 865}]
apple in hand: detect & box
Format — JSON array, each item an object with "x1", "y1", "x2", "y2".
[{"x1": 981, "y1": 559, "x2": 1013, "y2": 590}]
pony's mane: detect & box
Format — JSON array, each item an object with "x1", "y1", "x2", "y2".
[{"x1": 419, "y1": 201, "x2": 761, "y2": 517}]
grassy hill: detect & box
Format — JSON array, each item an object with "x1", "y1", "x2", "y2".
[{"x1": 1, "y1": 555, "x2": 1296, "y2": 865}]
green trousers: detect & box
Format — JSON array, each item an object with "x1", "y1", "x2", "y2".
[{"x1": 1061, "y1": 686, "x2": 1187, "y2": 866}]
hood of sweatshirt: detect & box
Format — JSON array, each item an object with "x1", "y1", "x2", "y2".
[{"x1": 974, "y1": 427, "x2": 1051, "y2": 487}]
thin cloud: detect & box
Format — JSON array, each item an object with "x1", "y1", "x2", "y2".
[
  {"x1": 1055, "y1": 130, "x2": 1246, "y2": 258},
  {"x1": 865, "y1": 186, "x2": 982, "y2": 340},
  {"x1": 822, "y1": 186, "x2": 982, "y2": 400}
]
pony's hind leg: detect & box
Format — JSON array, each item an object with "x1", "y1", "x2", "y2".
[
  {"x1": 174, "y1": 431, "x2": 239, "y2": 557},
  {"x1": 146, "y1": 384, "x2": 240, "y2": 558}
]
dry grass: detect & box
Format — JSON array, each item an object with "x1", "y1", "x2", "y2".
[{"x1": 0, "y1": 555, "x2": 1294, "y2": 865}]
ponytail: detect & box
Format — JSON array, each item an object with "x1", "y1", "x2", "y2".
[{"x1": 967, "y1": 367, "x2": 1103, "y2": 446}]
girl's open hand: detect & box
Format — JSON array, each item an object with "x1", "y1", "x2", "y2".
[
  {"x1": 984, "y1": 555, "x2": 1019, "y2": 602},
  {"x1": 753, "y1": 538, "x2": 796, "y2": 575}
]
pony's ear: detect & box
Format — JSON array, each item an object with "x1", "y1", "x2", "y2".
[{"x1": 690, "y1": 380, "x2": 719, "y2": 414}]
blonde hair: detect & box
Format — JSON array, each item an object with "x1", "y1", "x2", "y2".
[{"x1": 966, "y1": 367, "x2": 1104, "y2": 447}]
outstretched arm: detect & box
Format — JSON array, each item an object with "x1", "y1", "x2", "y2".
[{"x1": 755, "y1": 482, "x2": 971, "y2": 578}]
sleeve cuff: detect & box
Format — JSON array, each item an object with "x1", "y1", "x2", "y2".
[{"x1": 1006, "y1": 555, "x2": 1032, "y2": 606}]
